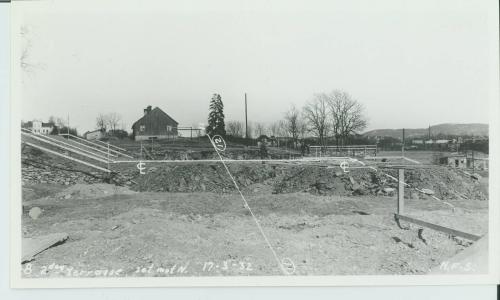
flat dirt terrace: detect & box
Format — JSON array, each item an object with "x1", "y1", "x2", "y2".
[{"x1": 21, "y1": 178, "x2": 488, "y2": 277}]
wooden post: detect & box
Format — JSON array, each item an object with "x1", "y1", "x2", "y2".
[
  {"x1": 107, "y1": 142, "x2": 110, "y2": 171},
  {"x1": 398, "y1": 169, "x2": 404, "y2": 214},
  {"x1": 402, "y1": 128, "x2": 405, "y2": 157},
  {"x1": 245, "y1": 93, "x2": 248, "y2": 139}
]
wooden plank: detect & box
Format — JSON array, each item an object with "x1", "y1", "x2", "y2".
[
  {"x1": 59, "y1": 135, "x2": 118, "y2": 157},
  {"x1": 23, "y1": 141, "x2": 111, "y2": 173},
  {"x1": 22, "y1": 233, "x2": 69, "y2": 263},
  {"x1": 398, "y1": 169, "x2": 404, "y2": 214},
  {"x1": 60, "y1": 133, "x2": 132, "y2": 157},
  {"x1": 22, "y1": 132, "x2": 111, "y2": 164},
  {"x1": 22, "y1": 129, "x2": 113, "y2": 160},
  {"x1": 395, "y1": 214, "x2": 482, "y2": 241}
]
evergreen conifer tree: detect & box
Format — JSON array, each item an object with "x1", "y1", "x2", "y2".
[{"x1": 206, "y1": 93, "x2": 226, "y2": 136}]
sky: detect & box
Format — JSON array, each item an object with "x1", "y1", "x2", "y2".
[{"x1": 14, "y1": 0, "x2": 497, "y2": 134}]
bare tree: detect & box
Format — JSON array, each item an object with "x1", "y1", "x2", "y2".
[
  {"x1": 303, "y1": 94, "x2": 329, "y2": 146},
  {"x1": 106, "y1": 113, "x2": 122, "y2": 133},
  {"x1": 254, "y1": 122, "x2": 267, "y2": 137},
  {"x1": 55, "y1": 117, "x2": 66, "y2": 129},
  {"x1": 298, "y1": 120, "x2": 308, "y2": 140},
  {"x1": 326, "y1": 90, "x2": 367, "y2": 146},
  {"x1": 268, "y1": 121, "x2": 281, "y2": 137},
  {"x1": 284, "y1": 105, "x2": 302, "y2": 148},
  {"x1": 226, "y1": 120, "x2": 244, "y2": 137},
  {"x1": 20, "y1": 25, "x2": 45, "y2": 76},
  {"x1": 96, "y1": 113, "x2": 108, "y2": 131},
  {"x1": 277, "y1": 120, "x2": 288, "y2": 137}
]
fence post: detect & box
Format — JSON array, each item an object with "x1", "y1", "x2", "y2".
[
  {"x1": 398, "y1": 169, "x2": 404, "y2": 214},
  {"x1": 107, "y1": 142, "x2": 110, "y2": 171}
]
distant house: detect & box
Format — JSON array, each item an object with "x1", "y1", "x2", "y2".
[
  {"x1": 132, "y1": 105, "x2": 178, "y2": 141},
  {"x1": 440, "y1": 154, "x2": 467, "y2": 168},
  {"x1": 22, "y1": 120, "x2": 54, "y2": 135},
  {"x1": 435, "y1": 139, "x2": 450, "y2": 144},
  {"x1": 84, "y1": 129, "x2": 105, "y2": 140},
  {"x1": 412, "y1": 139, "x2": 424, "y2": 144},
  {"x1": 468, "y1": 158, "x2": 489, "y2": 171}
]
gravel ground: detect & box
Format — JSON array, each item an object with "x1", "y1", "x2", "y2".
[{"x1": 21, "y1": 183, "x2": 488, "y2": 278}]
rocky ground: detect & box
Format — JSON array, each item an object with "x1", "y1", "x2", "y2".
[
  {"x1": 21, "y1": 183, "x2": 488, "y2": 277},
  {"x1": 19, "y1": 145, "x2": 489, "y2": 277}
]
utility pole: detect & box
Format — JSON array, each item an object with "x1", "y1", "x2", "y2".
[
  {"x1": 402, "y1": 128, "x2": 405, "y2": 157},
  {"x1": 472, "y1": 149, "x2": 475, "y2": 173},
  {"x1": 67, "y1": 114, "x2": 70, "y2": 137},
  {"x1": 428, "y1": 125, "x2": 431, "y2": 140},
  {"x1": 471, "y1": 134, "x2": 475, "y2": 173},
  {"x1": 245, "y1": 93, "x2": 248, "y2": 139}
]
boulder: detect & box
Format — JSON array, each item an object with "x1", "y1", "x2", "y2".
[
  {"x1": 28, "y1": 207, "x2": 42, "y2": 220},
  {"x1": 421, "y1": 188, "x2": 435, "y2": 195},
  {"x1": 383, "y1": 187, "x2": 395, "y2": 194},
  {"x1": 471, "y1": 173, "x2": 482, "y2": 180}
]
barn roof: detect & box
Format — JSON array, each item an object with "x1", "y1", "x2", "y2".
[{"x1": 132, "y1": 106, "x2": 178, "y2": 128}]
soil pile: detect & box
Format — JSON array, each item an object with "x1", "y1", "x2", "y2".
[{"x1": 131, "y1": 163, "x2": 488, "y2": 201}]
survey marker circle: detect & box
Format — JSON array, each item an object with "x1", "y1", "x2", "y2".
[
  {"x1": 281, "y1": 257, "x2": 296, "y2": 275},
  {"x1": 212, "y1": 135, "x2": 226, "y2": 152}
]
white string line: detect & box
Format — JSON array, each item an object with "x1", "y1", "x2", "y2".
[
  {"x1": 207, "y1": 134, "x2": 288, "y2": 275},
  {"x1": 402, "y1": 156, "x2": 422, "y2": 164},
  {"x1": 364, "y1": 155, "x2": 422, "y2": 165},
  {"x1": 350, "y1": 158, "x2": 366, "y2": 166},
  {"x1": 112, "y1": 157, "x2": 351, "y2": 163}
]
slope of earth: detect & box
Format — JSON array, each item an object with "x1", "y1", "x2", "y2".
[
  {"x1": 122, "y1": 163, "x2": 488, "y2": 201},
  {"x1": 21, "y1": 184, "x2": 487, "y2": 277}
]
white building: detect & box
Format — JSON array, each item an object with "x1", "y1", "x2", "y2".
[
  {"x1": 23, "y1": 120, "x2": 54, "y2": 135},
  {"x1": 84, "y1": 129, "x2": 105, "y2": 140}
]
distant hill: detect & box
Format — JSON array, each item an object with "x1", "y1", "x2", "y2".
[{"x1": 363, "y1": 123, "x2": 488, "y2": 139}]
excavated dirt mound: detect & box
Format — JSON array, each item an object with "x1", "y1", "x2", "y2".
[{"x1": 131, "y1": 163, "x2": 488, "y2": 201}]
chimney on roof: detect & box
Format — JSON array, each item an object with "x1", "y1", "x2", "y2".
[{"x1": 144, "y1": 105, "x2": 152, "y2": 115}]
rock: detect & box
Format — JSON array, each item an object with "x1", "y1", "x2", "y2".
[
  {"x1": 383, "y1": 187, "x2": 395, "y2": 194},
  {"x1": 352, "y1": 183, "x2": 366, "y2": 195},
  {"x1": 64, "y1": 194, "x2": 71, "y2": 199},
  {"x1": 471, "y1": 173, "x2": 481, "y2": 180},
  {"x1": 421, "y1": 188, "x2": 435, "y2": 195},
  {"x1": 28, "y1": 207, "x2": 42, "y2": 220}
]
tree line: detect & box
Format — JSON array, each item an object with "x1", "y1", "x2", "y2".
[{"x1": 219, "y1": 90, "x2": 368, "y2": 148}]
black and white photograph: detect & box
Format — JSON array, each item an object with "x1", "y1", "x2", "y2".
[{"x1": 8, "y1": 0, "x2": 499, "y2": 287}]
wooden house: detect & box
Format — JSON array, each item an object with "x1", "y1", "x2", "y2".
[{"x1": 132, "y1": 106, "x2": 178, "y2": 141}]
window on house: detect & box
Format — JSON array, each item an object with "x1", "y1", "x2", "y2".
[
  {"x1": 140, "y1": 125, "x2": 145, "y2": 132},
  {"x1": 167, "y1": 125, "x2": 172, "y2": 132}
]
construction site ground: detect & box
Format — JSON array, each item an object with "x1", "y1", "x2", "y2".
[
  {"x1": 21, "y1": 177, "x2": 488, "y2": 277},
  {"x1": 19, "y1": 138, "x2": 489, "y2": 277}
]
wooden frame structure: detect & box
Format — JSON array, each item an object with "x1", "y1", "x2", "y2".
[{"x1": 394, "y1": 168, "x2": 482, "y2": 241}]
